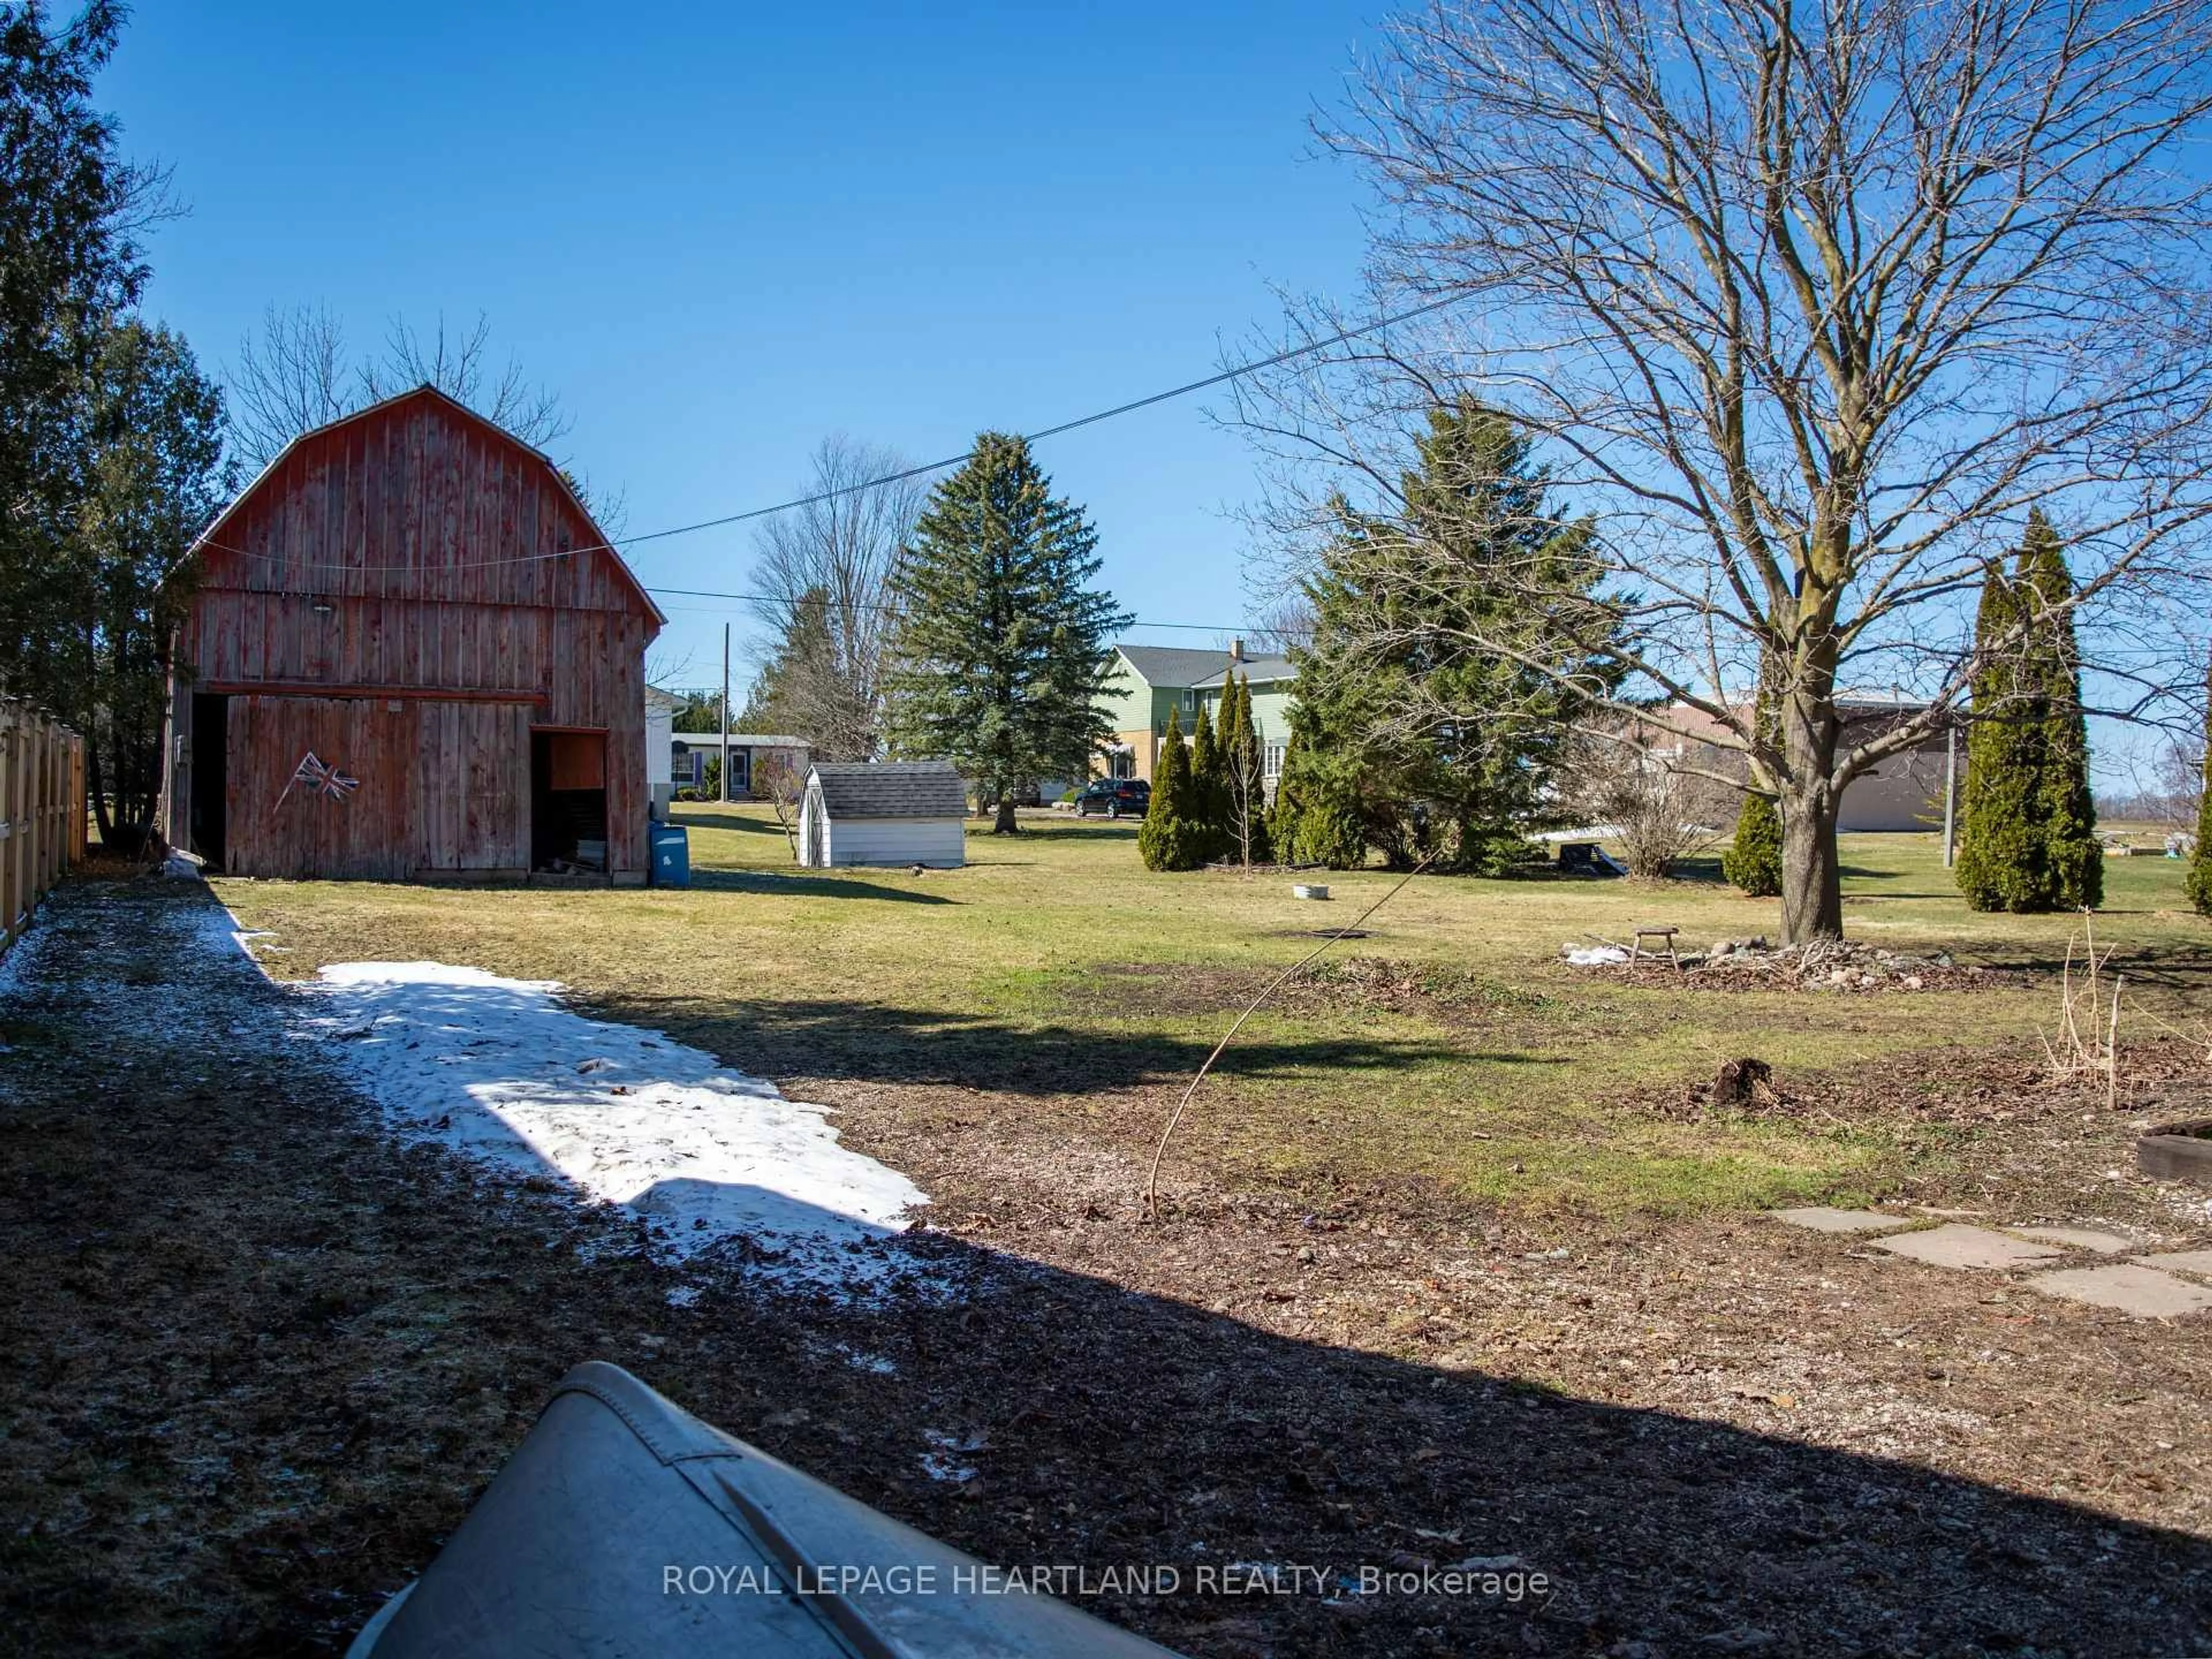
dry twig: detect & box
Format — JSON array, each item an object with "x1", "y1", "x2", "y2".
[{"x1": 1141, "y1": 857, "x2": 1434, "y2": 1219}]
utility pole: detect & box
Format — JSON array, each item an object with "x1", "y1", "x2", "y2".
[
  {"x1": 1941, "y1": 719, "x2": 1958, "y2": 868},
  {"x1": 719, "y1": 623, "x2": 731, "y2": 805}
]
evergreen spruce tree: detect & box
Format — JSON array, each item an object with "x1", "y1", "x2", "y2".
[
  {"x1": 1955, "y1": 550, "x2": 2044, "y2": 910},
  {"x1": 741, "y1": 586, "x2": 836, "y2": 736},
  {"x1": 1723, "y1": 656, "x2": 1786, "y2": 897},
  {"x1": 1267, "y1": 723, "x2": 1311, "y2": 860},
  {"x1": 1956, "y1": 512, "x2": 2101, "y2": 911},
  {"x1": 1138, "y1": 709, "x2": 1205, "y2": 872},
  {"x1": 1272, "y1": 699, "x2": 1369, "y2": 868},
  {"x1": 2023, "y1": 517, "x2": 2101, "y2": 910},
  {"x1": 2188, "y1": 652, "x2": 2212, "y2": 918},
  {"x1": 0, "y1": 5, "x2": 152, "y2": 716},
  {"x1": 1221, "y1": 672, "x2": 1272, "y2": 865},
  {"x1": 881, "y1": 433, "x2": 1132, "y2": 831},
  {"x1": 1188, "y1": 700, "x2": 1227, "y2": 861},
  {"x1": 1293, "y1": 400, "x2": 1621, "y2": 870},
  {"x1": 1723, "y1": 796, "x2": 1784, "y2": 897}
]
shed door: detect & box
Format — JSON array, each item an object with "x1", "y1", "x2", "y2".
[{"x1": 802, "y1": 789, "x2": 828, "y2": 866}]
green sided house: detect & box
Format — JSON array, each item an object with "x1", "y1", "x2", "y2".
[{"x1": 1099, "y1": 641, "x2": 1295, "y2": 793}]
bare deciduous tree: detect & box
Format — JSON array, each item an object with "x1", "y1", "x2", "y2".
[
  {"x1": 1234, "y1": 0, "x2": 2212, "y2": 940},
  {"x1": 228, "y1": 305, "x2": 574, "y2": 470},
  {"x1": 1243, "y1": 589, "x2": 1316, "y2": 654},
  {"x1": 1224, "y1": 718, "x2": 1267, "y2": 869},
  {"x1": 2101, "y1": 737, "x2": 2205, "y2": 831},
  {"x1": 745, "y1": 435, "x2": 927, "y2": 761},
  {"x1": 754, "y1": 748, "x2": 809, "y2": 855},
  {"x1": 1560, "y1": 722, "x2": 1738, "y2": 880},
  {"x1": 228, "y1": 304, "x2": 351, "y2": 471}
]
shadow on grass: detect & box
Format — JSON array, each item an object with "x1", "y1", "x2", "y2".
[
  {"x1": 584, "y1": 993, "x2": 1502, "y2": 1094},
  {"x1": 668, "y1": 806, "x2": 789, "y2": 837},
  {"x1": 969, "y1": 818, "x2": 1142, "y2": 846},
  {"x1": 683, "y1": 869, "x2": 954, "y2": 905}
]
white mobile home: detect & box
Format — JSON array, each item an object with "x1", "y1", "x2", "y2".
[{"x1": 798, "y1": 762, "x2": 967, "y2": 869}]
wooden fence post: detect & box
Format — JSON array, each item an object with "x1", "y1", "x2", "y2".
[
  {"x1": 0, "y1": 703, "x2": 89, "y2": 963},
  {"x1": 3, "y1": 703, "x2": 20, "y2": 952}
]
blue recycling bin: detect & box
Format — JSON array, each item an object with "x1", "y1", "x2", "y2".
[{"x1": 649, "y1": 824, "x2": 690, "y2": 888}]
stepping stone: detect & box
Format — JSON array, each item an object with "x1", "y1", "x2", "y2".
[
  {"x1": 1868, "y1": 1224, "x2": 2065, "y2": 1270},
  {"x1": 1767, "y1": 1207, "x2": 1915, "y2": 1234},
  {"x1": 2133, "y1": 1249, "x2": 2212, "y2": 1278},
  {"x1": 2029, "y1": 1263, "x2": 2212, "y2": 1317},
  {"x1": 2012, "y1": 1226, "x2": 2134, "y2": 1254}
]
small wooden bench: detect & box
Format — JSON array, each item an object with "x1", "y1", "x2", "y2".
[{"x1": 1630, "y1": 925, "x2": 1680, "y2": 967}]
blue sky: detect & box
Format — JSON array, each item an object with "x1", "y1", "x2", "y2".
[{"x1": 103, "y1": 2, "x2": 1385, "y2": 688}]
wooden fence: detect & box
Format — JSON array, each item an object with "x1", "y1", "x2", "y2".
[{"x1": 1, "y1": 701, "x2": 88, "y2": 960}]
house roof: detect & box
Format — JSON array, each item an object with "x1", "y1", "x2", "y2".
[
  {"x1": 1192, "y1": 655, "x2": 1294, "y2": 688},
  {"x1": 1113, "y1": 643, "x2": 1288, "y2": 688},
  {"x1": 808, "y1": 760, "x2": 967, "y2": 819},
  {"x1": 669, "y1": 733, "x2": 809, "y2": 747},
  {"x1": 645, "y1": 686, "x2": 685, "y2": 714}
]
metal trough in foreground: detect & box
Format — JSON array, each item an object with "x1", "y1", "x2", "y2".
[{"x1": 350, "y1": 1361, "x2": 1177, "y2": 1658}]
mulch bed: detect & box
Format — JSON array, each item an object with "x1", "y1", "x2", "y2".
[{"x1": 1, "y1": 878, "x2": 2207, "y2": 1657}]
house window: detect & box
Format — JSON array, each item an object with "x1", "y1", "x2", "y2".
[{"x1": 1264, "y1": 742, "x2": 1286, "y2": 781}]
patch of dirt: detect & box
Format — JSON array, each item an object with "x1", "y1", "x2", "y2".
[{"x1": 3, "y1": 878, "x2": 2208, "y2": 1658}]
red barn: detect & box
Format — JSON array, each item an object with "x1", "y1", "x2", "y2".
[{"x1": 160, "y1": 385, "x2": 664, "y2": 883}]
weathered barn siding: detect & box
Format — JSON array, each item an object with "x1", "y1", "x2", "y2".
[{"x1": 164, "y1": 387, "x2": 660, "y2": 882}]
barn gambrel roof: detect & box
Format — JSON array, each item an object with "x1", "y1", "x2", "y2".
[{"x1": 171, "y1": 383, "x2": 664, "y2": 628}]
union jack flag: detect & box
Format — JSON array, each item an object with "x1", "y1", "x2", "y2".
[{"x1": 290, "y1": 751, "x2": 359, "y2": 800}]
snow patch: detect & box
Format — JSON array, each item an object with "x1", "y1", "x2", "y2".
[
  {"x1": 0, "y1": 914, "x2": 59, "y2": 1001},
  {"x1": 1563, "y1": 944, "x2": 1630, "y2": 966},
  {"x1": 297, "y1": 960, "x2": 931, "y2": 1287},
  {"x1": 919, "y1": 1428, "x2": 984, "y2": 1483}
]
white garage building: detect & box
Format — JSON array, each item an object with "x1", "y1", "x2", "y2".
[{"x1": 797, "y1": 762, "x2": 968, "y2": 869}]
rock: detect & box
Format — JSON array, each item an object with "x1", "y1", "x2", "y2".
[{"x1": 1901, "y1": 974, "x2": 1924, "y2": 990}]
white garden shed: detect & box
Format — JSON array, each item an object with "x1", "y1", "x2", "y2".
[{"x1": 797, "y1": 762, "x2": 968, "y2": 869}]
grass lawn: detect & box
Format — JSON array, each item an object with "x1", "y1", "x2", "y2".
[{"x1": 213, "y1": 808, "x2": 2212, "y2": 1224}]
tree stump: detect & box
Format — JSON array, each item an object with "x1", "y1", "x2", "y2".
[{"x1": 1711, "y1": 1056, "x2": 1775, "y2": 1108}]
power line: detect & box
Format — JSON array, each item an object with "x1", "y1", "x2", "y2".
[
  {"x1": 199, "y1": 293, "x2": 1464, "y2": 575},
  {"x1": 646, "y1": 584, "x2": 1253, "y2": 634}
]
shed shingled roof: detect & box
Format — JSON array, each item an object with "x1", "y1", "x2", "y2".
[{"x1": 808, "y1": 761, "x2": 967, "y2": 819}]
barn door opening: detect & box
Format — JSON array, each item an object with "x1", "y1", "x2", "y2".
[
  {"x1": 530, "y1": 729, "x2": 609, "y2": 874},
  {"x1": 188, "y1": 693, "x2": 229, "y2": 870}
]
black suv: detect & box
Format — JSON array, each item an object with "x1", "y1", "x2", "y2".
[{"x1": 1074, "y1": 778, "x2": 1150, "y2": 819}]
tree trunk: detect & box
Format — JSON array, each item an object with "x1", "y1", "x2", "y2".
[
  {"x1": 1778, "y1": 666, "x2": 1844, "y2": 942},
  {"x1": 1776, "y1": 594, "x2": 1848, "y2": 942},
  {"x1": 88, "y1": 738, "x2": 115, "y2": 847},
  {"x1": 993, "y1": 791, "x2": 1019, "y2": 834},
  {"x1": 1779, "y1": 782, "x2": 1843, "y2": 942}
]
